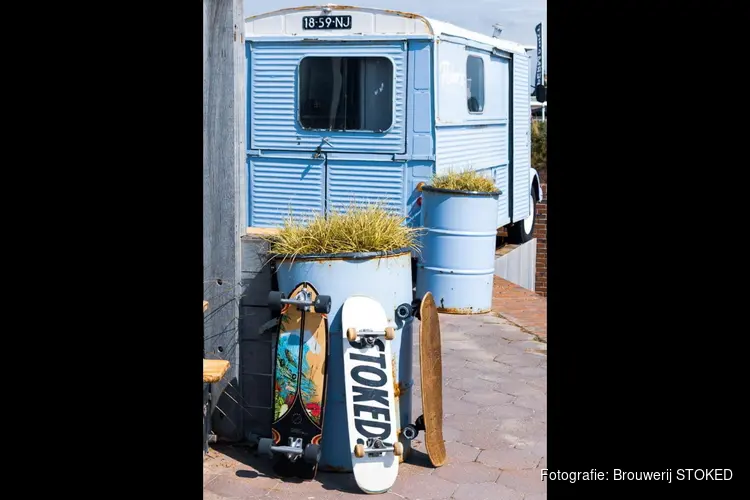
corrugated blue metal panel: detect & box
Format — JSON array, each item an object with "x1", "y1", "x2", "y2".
[
  {"x1": 511, "y1": 53, "x2": 531, "y2": 222},
  {"x1": 434, "y1": 124, "x2": 508, "y2": 172},
  {"x1": 494, "y1": 165, "x2": 511, "y2": 226},
  {"x1": 416, "y1": 187, "x2": 500, "y2": 313},
  {"x1": 250, "y1": 42, "x2": 406, "y2": 154},
  {"x1": 327, "y1": 160, "x2": 406, "y2": 215},
  {"x1": 249, "y1": 157, "x2": 325, "y2": 227}
]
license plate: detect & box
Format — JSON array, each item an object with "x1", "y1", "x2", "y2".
[{"x1": 302, "y1": 15, "x2": 352, "y2": 30}]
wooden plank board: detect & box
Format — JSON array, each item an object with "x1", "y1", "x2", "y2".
[
  {"x1": 419, "y1": 292, "x2": 447, "y2": 467},
  {"x1": 204, "y1": 359, "x2": 231, "y2": 383},
  {"x1": 246, "y1": 227, "x2": 281, "y2": 237}
]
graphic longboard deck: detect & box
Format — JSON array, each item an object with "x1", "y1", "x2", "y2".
[
  {"x1": 342, "y1": 296, "x2": 400, "y2": 494},
  {"x1": 267, "y1": 282, "x2": 330, "y2": 480},
  {"x1": 419, "y1": 292, "x2": 446, "y2": 467}
]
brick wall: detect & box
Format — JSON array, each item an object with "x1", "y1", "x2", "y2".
[{"x1": 534, "y1": 183, "x2": 547, "y2": 296}]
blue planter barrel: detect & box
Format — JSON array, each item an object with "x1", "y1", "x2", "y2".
[
  {"x1": 416, "y1": 185, "x2": 501, "y2": 314},
  {"x1": 274, "y1": 249, "x2": 414, "y2": 472}
]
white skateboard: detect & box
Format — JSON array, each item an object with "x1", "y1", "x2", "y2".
[{"x1": 342, "y1": 295, "x2": 402, "y2": 494}]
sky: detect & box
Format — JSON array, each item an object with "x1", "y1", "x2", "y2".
[{"x1": 243, "y1": 0, "x2": 547, "y2": 79}]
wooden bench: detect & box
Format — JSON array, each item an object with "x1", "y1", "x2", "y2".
[
  {"x1": 203, "y1": 359, "x2": 230, "y2": 383},
  {"x1": 204, "y1": 299, "x2": 232, "y2": 453}
]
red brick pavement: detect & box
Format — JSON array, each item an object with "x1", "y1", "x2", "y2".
[{"x1": 491, "y1": 276, "x2": 547, "y2": 339}]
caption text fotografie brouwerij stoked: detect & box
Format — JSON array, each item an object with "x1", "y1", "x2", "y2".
[{"x1": 541, "y1": 469, "x2": 733, "y2": 483}]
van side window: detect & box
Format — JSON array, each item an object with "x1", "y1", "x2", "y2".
[
  {"x1": 466, "y1": 55, "x2": 485, "y2": 113},
  {"x1": 299, "y1": 57, "x2": 394, "y2": 132}
]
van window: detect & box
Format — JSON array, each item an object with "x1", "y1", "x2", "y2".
[
  {"x1": 299, "y1": 57, "x2": 393, "y2": 132},
  {"x1": 466, "y1": 55, "x2": 485, "y2": 113}
]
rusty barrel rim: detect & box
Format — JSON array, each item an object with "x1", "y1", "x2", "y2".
[
  {"x1": 420, "y1": 185, "x2": 502, "y2": 197},
  {"x1": 271, "y1": 247, "x2": 413, "y2": 262}
]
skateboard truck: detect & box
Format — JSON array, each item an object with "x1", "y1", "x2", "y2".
[
  {"x1": 402, "y1": 414, "x2": 425, "y2": 441},
  {"x1": 268, "y1": 288, "x2": 332, "y2": 314},
  {"x1": 353, "y1": 438, "x2": 404, "y2": 458},
  {"x1": 257, "y1": 436, "x2": 321, "y2": 465},
  {"x1": 346, "y1": 326, "x2": 395, "y2": 343}
]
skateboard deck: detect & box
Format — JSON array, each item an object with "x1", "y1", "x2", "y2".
[
  {"x1": 403, "y1": 292, "x2": 446, "y2": 467},
  {"x1": 257, "y1": 282, "x2": 331, "y2": 480},
  {"x1": 342, "y1": 295, "x2": 401, "y2": 494}
]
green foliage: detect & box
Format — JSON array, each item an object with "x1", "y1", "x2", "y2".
[{"x1": 531, "y1": 120, "x2": 547, "y2": 180}]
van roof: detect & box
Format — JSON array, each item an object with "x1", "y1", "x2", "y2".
[{"x1": 245, "y1": 4, "x2": 528, "y2": 55}]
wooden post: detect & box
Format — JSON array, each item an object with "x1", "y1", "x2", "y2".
[{"x1": 203, "y1": 0, "x2": 246, "y2": 442}]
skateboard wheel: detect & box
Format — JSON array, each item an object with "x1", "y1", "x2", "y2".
[
  {"x1": 395, "y1": 303, "x2": 411, "y2": 319},
  {"x1": 347, "y1": 327, "x2": 358, "y2": 342},
  {"x1": 393, "y1": 442, "x2": 404, "y2": 456},
  {"x1": 258, "y1": 437, "x2": 274, "y2": 458},
  {"x1": 384, "y1": 327, "x2": 395, "y2": 340},
  {"x1": 268, "y1": 291, "x2": 286, "y2": 313},
  {"x1": 402, "y1": 424, "x2": 418, "y2": 441},
  {"x1": 354, "y1": 443, "x2": 365, "y2": 458},
  {"x1": 314, "y1": 295, "x2": 331, "y2": 314},
  {"x1": 303, "y1": 443, "x2": 321, "y2": 464}
]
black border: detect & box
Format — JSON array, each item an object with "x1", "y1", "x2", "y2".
[{"x1": 548, "y1": 1, "x2": 741, "y2": 497}]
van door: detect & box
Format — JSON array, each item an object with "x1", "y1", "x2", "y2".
[{"x1": 248, "y1": 41, "x2": 408, "y2": 226}]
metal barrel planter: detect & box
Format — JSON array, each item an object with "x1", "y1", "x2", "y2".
[
  {"x1": 274, "y1": 248, "x2": 415, "y2": 472},
  {"x1": 416, "y1": 185, "x2": 501, "y2": 314}
]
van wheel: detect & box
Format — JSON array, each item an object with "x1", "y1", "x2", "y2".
[{"x1": 507, "y1": 189, "x2": 537, "y2": 244}]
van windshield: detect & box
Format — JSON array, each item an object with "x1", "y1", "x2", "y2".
[{"x1": 298, "y1": 56, "x2": 393, "y2": 133}]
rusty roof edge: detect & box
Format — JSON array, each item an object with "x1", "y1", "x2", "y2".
[{"x1": 244, "y1": 4, "x2": 435, "y2": 35}]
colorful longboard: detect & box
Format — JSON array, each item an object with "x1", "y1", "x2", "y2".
[
  {"x1": 342, "y1": 295, "x2": 401, "y2": 494},
  {"x1": 257, "y1": 282, "x2": 331, "y2": 480}
]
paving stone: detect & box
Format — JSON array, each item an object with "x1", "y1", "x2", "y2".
[
  {"x1": 443, "y1": 398, "x2": 480, "y2": 415},
  {"x1": 477, "y1": 447, "x2": 542, "y2": 470},
  {"x1": 390, "y1": 471, "x2": 458, "y2": 499},
  {"x1": 496, "y1": 468, "x2": 547, "y2": 494},
  {"x1": 461, "y1": 390, "x2": 515, "y2": 407},
  {"x1": 441, "y1": 330, "x2": 472, "y2": 341},
  {"x1": 204, "y1": 474, "x2": 275, "y2": 498},
  {"x1": 476, "y1": 372, "x2": 514, "y2": 385},
  {"x1": 434, "y1": 462, "x2": 501, "y2": 484},
  {"x1": 513, "y1": 341, "x2": 547, "y2": 352},
  {"x1": 454, "y1": 349, "x2": 499, "y2": 363},
  {"x1": 447, "y1": 376, "x2": 500, "y2": 392},
  {"x1": 267, "y1": 487, "x2": 342, "y2": 500},
  {"x1": 452, "y1": 482, "x2": 524, "y2": 500},
  {"x1": 339, "y1": 492, "x2": 402, "y2": 500},
  {"x1": 453, "y1": 426, "x2": 513, "y2": 449},
  {"x1": 442, "y1": 424, "x2": 462, "y2": 442},
  {"x1": 204, "y1": 474, "x2": 219, "y2": 487},
  {"x1": 314, "y1": 471, "x2": 362, "y2": 494},
  {"x1": 443, "y1": 340, "x2": 482, "y2": 350},
  {"x1": 465, "y1": 360, "x2": 513, "y2": 375},
  {"x1": 493, "y1": 353, "x2": 542, "y2": 368},
  {"x1": 442, "y1": 386, "x2": 468, "y2": 400},
  {"x1": 511, "y1": 366, "x2": 547, "y2": 378},
  {"x1": 524, "y1": 494, "x2": 547, "y2": 500},
  {"x1": 513, "y1": 395, "x2": 547, "y2": 411},
  {"x1": 477, "y1": 404, "x2": 535, "y2": 420},
  {"x1": 444, "y1": 413, "x2": 503, "y2": 433},
  {"x1": 444, "y1": 440, "x2": 482, "y2": 464},
  {"x1": 271, "y1": 476, "x2": 347, "y2": 498},
  {"x1": 496, "y1": 417, "x2": 547, "y2": 438},
  {"x1": 494, "y1": 381, "x2": 544, "y2": 397}
]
